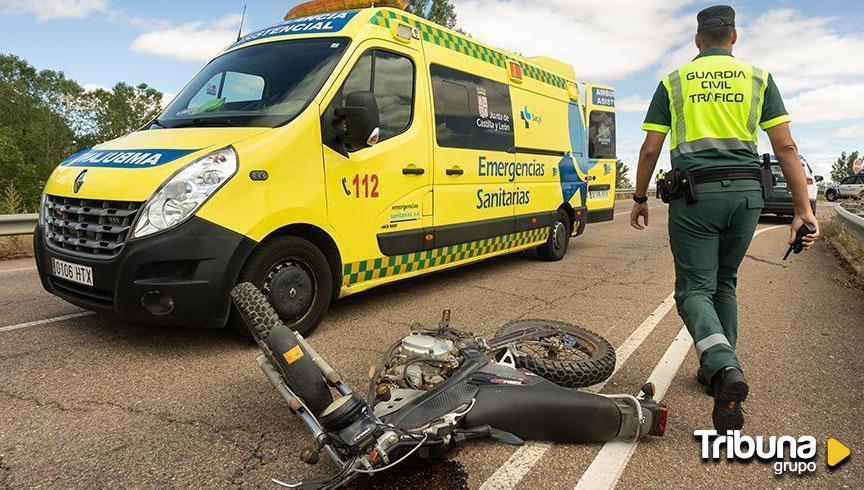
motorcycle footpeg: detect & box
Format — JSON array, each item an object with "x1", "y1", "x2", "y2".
[{"x1": 299, "y1": 447, "x2": 320, "y2": 465}]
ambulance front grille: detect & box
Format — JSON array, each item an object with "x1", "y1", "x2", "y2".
[{"x1": 44, "y1": 195, "x2": 142, "y2": 259}]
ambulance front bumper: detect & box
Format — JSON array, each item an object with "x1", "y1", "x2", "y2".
[{"x1": 34, "y1": 216, "x2": 257, "y2": 328}]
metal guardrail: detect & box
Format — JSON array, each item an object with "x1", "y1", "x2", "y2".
[
  {"x1": 0, "y1": 214, "x2": 38, "y2": 237},
  {"x1": 834, "y1": 204, "x2": 864, "y2": 243}
]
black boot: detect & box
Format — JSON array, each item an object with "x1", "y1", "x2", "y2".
[
  {"x1": 697, "y1": 368, "x2": 712, "y2": 392},
  {"x1": 711, "y1": 367, "x2": 748, "y2": 432}
]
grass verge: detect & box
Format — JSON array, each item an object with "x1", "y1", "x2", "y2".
[
  {"x1": 822, "y1": 221, "x2": 864, "y2": 288},
  {"x1": 0, "y1": 235, "x2": 34, "y2": 260}
]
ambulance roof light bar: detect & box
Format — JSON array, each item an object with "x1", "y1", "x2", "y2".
[{"x1": 285, "y1": 0, "x2": 408, "y2": 21}]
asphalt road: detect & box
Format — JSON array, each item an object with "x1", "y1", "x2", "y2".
[{"x1": 1, "y1": 202, "x2": 861, "y2": 489}]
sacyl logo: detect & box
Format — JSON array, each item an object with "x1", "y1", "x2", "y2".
[{"x1": 695, "y1": 430, "x2": 817, "y2": 476}]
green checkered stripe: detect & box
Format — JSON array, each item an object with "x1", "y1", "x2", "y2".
[
  {"x1": 369, "y1": 9, "x2": 567, "y2": 89},
  {"x1": 342, "y1": 228, "x2": 549, "y2": 287}
]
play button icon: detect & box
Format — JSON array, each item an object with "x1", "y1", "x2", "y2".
[{"x1": 827, "y1": 438, "x2": 851, "y2": 468}]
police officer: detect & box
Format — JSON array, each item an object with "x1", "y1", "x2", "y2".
[{"x1": 629, "y1": 5, "x2": 819, "y2": 431}]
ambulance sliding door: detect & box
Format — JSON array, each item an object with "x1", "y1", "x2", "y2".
[{"x1": 584, "y1": 84, "x2": 617, "y2": 222}]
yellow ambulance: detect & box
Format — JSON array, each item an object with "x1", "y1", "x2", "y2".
[{"x1": 35, "y1": 1, "x2": 617, "y2": 334}]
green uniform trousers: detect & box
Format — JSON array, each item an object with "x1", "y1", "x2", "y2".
[{"x1": 668, "y1": 181, "x2": 764, "y2": 381}]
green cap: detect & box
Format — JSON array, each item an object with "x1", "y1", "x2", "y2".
[{"x1": 697, "y1": 5, "x2": 735, "y2": 31}]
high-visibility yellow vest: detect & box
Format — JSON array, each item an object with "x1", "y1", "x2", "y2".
[{"x1": 662, "y1": 55, "x2": 767, "y2": 161}]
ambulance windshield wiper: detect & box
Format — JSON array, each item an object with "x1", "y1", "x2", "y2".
[{"x1": 170, "y1": 117, "x2": 238, "y2": 128}]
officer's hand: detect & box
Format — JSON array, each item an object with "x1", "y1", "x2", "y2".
[
  {"x1": 630, "y1": 203, "x2": 649, "y2": 230},
  {"x1": 790, "y1": 213, "x2": 820, "y2": 251}
]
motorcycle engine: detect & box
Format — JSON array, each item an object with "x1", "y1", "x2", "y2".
[
  {"x1": 380, "y1": 334, "x2": 460, "y2": 391},
  {"x1": 401, "y1": 334, "x2": 454, "y2": 359}
]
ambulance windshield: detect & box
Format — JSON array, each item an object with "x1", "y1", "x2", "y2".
[{"x1": 157, "y1": 38, "x2": 348, "y2": 128}]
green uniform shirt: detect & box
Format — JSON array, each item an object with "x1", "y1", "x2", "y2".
[{"x1": 642, "y1": 48, "x2": 790, "y2": 171}]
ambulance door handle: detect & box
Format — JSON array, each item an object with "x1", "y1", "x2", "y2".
[
  {"x1": 446, "y1": 167, "x2": 464, "y2": 176},
  {"x1": 402, "y1": 165, "x2": 425, "y2": 175}
]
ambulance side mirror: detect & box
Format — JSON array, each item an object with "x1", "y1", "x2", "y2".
[
  {"x1": 334, "y1": 91, "x2": 380, "y2": 154},
  {"x1": 814, "y1": 175, "x2": 824, "y2": 183}
]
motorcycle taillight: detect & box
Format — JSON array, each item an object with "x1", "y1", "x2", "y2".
[{"x1": 650, "y1": 404, "x2": 669, "y2": 436}]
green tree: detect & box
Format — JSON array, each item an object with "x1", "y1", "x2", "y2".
[
  {"x1": 0, "y1": 54, "x2": 164, "y2": 208},
  {"x1": 76, "y1": 83, "x2": 163, "y2": 148},
  {"x1": 405, "y1": 0, "x2": 458, "y2": 29},
  {"x1": 831, "y1": 151, "x2": 859, "y2": 183},
  {"x1": 0, "y1": 54, "x2": 81, "y2": 207},
  {"x1": 615, "y1": 160, "x2": 632, "y2": 188}
]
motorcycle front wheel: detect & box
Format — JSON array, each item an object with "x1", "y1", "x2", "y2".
[
  {"x1": 494, "y1": 319, "x2": 616, "y2": 389},
  {"x1": 231, "y1": 282, "x2": 333, "y2": 415}
]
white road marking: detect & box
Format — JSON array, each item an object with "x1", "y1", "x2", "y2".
[
  {"x1": 479, "y1": 293, "x2": 677, "y2": 489},
  {"x1": 573, "y1": 224, "x2": 784, "y2": 490},
  {"x1": 480, "y1": 224, "x2": 784, "y2": 489},
  {"x1": 0, "y1": 312, "x2": 95, "y2": 334},
  {"x1": 574, "y1": 325, "x2": 691, "y2": 490},
  {"x1": 0, "y1": 266, "x2": 36, "y2": 273},
  {"x1": 612, "y1": 205, "x2": 660, "y2": 217}
]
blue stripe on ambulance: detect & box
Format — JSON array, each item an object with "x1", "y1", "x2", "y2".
[
  {"x1": 231, "y1": 10, "x2": 359, "y2": 48},
  {"x1": 60, "y1": 148, "x2": 200, "y2": 168},
  {"x1": 557, "y1": 101, "x2": 591, "y2": 205}
]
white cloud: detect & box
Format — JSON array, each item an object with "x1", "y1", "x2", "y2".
[
  {"x1": 0, "y1": 0, "x2": 106, "y2": 21},
  {"x1": 130, "y1": 14, "x2": 241, "y2": 62},
  {"x1": 838, "y1": 123, "x2": 864, "y2": 140},
  {"x1": 615, "y1": 95, "x2": 650, "y2": 113},
  {"x1": 736, "y1": 10, "x2": 864, "y2": 95},
  {"x1": 160, "y1": 91, "x2": 175, "y2": 108},
  {"x1": 456, "y1": 0, "x2": 696, "y2": 81},
  {"x1": 651, "y1": 7, "x2": 864, "y2": 136},
  {"x1": 657, "y1": 9, "x2": 864, "y2": 95},
  {"x1": 785, "y1": 84, "x2": 864, "y2": 124}
]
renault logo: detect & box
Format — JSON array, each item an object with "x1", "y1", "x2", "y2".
[{"x1": 73, "y1": 170, "x2": 87, "y2": 193}]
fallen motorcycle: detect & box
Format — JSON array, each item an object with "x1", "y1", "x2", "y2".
[{"x1": 231, "y1": 283, "x2": 668, "y2": 489}]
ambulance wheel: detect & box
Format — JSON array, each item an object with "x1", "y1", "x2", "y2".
[
  {"x1": 234, "y1": 236, "x2": 332, "y2": 337},
  {"x1": 537, "y1": 209, "x2": 571, "y2": 261},
  {"x1": 825, "y1": 189, "x2": 838, "y2": 202}
]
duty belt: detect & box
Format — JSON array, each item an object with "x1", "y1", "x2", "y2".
[{"x1": 658, "y1": 167, "x2": 766, "y2": 204}]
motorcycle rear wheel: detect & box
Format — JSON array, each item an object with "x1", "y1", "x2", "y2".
[
  {"x1": 231, "y1": 282, "x2": 333, "y2": 415},
  {"x1": 495, "y1": 319, "x2": 616, "y2": 388}
]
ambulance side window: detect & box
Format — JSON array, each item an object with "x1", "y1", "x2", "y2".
[
  {"x1": 337, "y1": 49, "x2": 414, "y2": 142},
  {"x1": 430, "y1": 64, "x2": 514, "y2": 151},
  {"x1": 588, "y1": 111, "x2": 616, "y2": 159}
]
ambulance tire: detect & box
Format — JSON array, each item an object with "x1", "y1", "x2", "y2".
[
  {"x1": 233, "y1": 236, "x2": 332, "y2": 337},
  {"x1": 825, "y1": 189, "x2": 838, "y2": 202},
  {"x1": 537, "y1": 209, "x2": 571, "y2": 261}
]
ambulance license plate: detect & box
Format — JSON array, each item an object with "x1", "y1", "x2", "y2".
[
  {"x1": 776, "y1": 182, "x2": 787, "y2": 188},
  {"x1": 590, "y1": 190, "x2": 609, "y2": 200},
  {"x1": 52, "y1": 258, "x2": 93, "y2": 287}
]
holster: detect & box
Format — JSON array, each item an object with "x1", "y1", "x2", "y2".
[
  {"x1": 659, "y1": 169, "x2": 689, "y2": 204},
  {"x1": 760, "y1": 154, "x2": 774, "y2": 201},
  {"x1": 660, "y1": 167, "x2": 764, "y2": 205}
]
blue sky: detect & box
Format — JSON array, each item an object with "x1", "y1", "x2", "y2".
[{"x1": 1, "y1": 0, "x2": 862, "y2": 180}]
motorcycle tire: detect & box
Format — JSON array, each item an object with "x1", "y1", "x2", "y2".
[
  {"x1": 495, "y1": 319, "x2": 616, "y2": 389},
  {"x1": 231, "y1": 283, "x2": 333, "y2": 415}
]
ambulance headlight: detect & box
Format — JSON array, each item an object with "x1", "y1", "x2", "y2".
[{"x1": 132, "y1": 147, "x2": 237, "y2": 239}]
